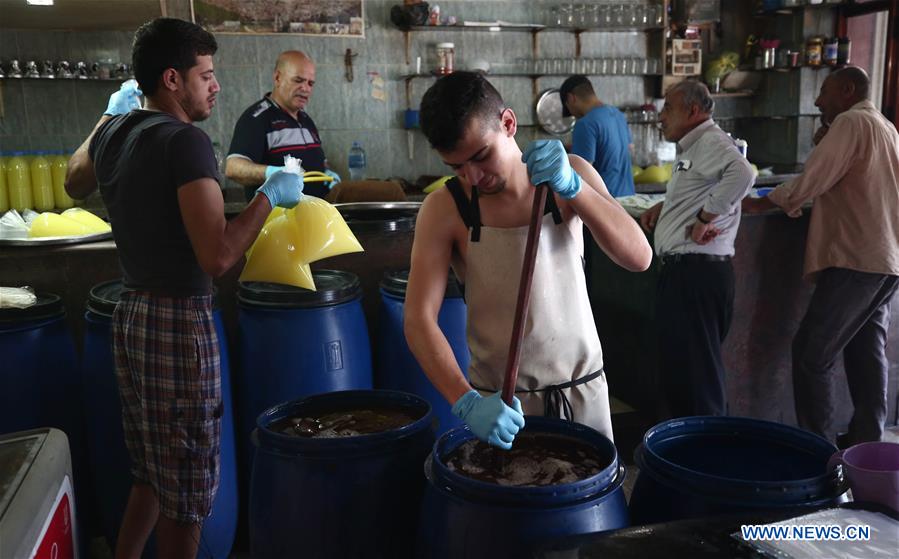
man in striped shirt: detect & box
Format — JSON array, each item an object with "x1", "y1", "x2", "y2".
[{"x1": 226, "y1": 50, "x2": 340, "y2": 200}]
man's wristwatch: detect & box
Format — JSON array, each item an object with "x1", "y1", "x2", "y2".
[{"x1": 696, "y1": 208, "x2": 711, "y2": 224}]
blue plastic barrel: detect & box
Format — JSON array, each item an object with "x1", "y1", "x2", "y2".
[
  {"x1": 250, "y1": 390, "x2": 435, "y2": 558},
  {"x1": 236, "y1": 271, "x2": 373, "y2": 471},
  {"x1": 629, "y1": 416, "x2": 849, "y2": 525},
  {"x1": 418, "y1": 417, "x2": 628, "y2": 558},
  {"x1": 81, "y1": 280, "x2": 237, "y2": 558},
  {"x1": 376, "y1": 270, "x2": 469, "y2": 435},
  {"x1": 1, "y1": 292, "x2": 89, "y2": 551}
]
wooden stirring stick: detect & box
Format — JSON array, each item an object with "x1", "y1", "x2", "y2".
[{"x1": 501, "y1": 184, "x2": 548, "y2": 406}]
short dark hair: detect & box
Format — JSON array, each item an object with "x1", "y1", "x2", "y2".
[
  {"x1": 559, "y1": 75, "x2": 594, "y2": 117},
  {"x1": 419, "y1": 72, "x2": 505, "y2": 152},
  {"x1": 132, "y1": 18, "x2": 218, "y2": 96}
]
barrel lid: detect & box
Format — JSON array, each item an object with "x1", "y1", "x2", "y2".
[
  {"x1": 238, "y1": 270, "x2": 361, "y2": 308},
  {"x1": 335, "y1": 202, "x2": 420, "y2": 233},
  {"x1": 380, "y1": 269, "x2": 464, "y2": 299},
  {"x1": 87, "y1": 279, "x2": 127, "y2": 317},
  {"x1": 0, "y1": 293, "x2": 64, "y2": 323},
  {"x1": 86, "y1": 279, "x2": 220, "y2": 317}
]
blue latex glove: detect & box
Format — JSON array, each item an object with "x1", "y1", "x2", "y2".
[
  {"x1": 521, "y1": 139, "x2": 582, "y2": 199},
  {"x1": 324, "y1": 169, "x2": 342, "y2": 189},
  {"x1": 265, "y1": 165, "x2": 282, "y2": 180},
  {"x1": 104, "y1": 79, "x2": 142, "y2": 116},
  {"x1": 256, "y1": 170, "x2": 303, "y2": 209},
  {"x1": 451, "y1": 390, "x2": 525, "y2": 450}
]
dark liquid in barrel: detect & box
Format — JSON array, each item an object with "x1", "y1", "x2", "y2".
[
  {"x1": 270, "y1": 407, "x2": 420, "y2": 438},
  {"x1": 444, "y1": 432, "x2": 606, "y2": 486}
]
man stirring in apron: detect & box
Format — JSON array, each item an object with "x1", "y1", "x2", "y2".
[{"x1": 405, "y1": 73, "x2": 652, "y2": 448}]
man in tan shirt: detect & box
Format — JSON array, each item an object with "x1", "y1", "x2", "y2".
[{"x1": 743, "y1": 67, "x2": 899, "y2": 445}]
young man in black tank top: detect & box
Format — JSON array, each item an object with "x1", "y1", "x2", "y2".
[{"x1": 404, "y1": 72, "x2": 652, "y2": 449}]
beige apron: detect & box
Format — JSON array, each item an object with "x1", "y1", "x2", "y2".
[{"x1": 448, "y1": 181, "x2": 612, "y2": 440}]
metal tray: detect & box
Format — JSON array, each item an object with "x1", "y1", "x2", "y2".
[
  {"x1": 0, "y1": 230, "x2": 113, "y2": 247},
  {"x1": 333, "y1": 201, "x2": 422, "y2": 212},
  {"x1": 535, "y1": 88, "x2": 575, "y2": 136}
]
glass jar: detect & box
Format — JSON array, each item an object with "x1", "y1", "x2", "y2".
[
  {"x1": 435, "y1": 42, "x2": 455, "y2": 75},
  {"x1": 806, "y1": 37, "x2": 823, "y2": 66},
  {"x1": 837, "y1": 37, "x2": 851, "y2": 65},
  {"x1": 823, "y1": 37, "x2": 839, "y2": 66}
]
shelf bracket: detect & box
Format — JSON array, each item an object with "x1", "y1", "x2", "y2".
[{"x1": 404, "y1": 31, "x2": 411, "y2": 66}]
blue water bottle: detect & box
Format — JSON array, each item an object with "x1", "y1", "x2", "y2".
[{"x1": 348, "y1": 141, "x2": 366, "y2": 181}]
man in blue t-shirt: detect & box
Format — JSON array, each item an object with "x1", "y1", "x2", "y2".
[{"x1": 560, "y1": 75, "x2": 635, "y2": 198}]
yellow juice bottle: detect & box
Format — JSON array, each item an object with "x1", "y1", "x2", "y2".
[
  {"x1": 50, "y1": 151, "x2": 74, "y2": 209},
  {"x1": 31, "y1": 151, "x2": 55, "y2": 211},
  {"x1": 0, "y1": 153, "x2": 9, "y2": 213},
  {"x1": 7, "y1": 151, "x2": 33, "y2": 212}
]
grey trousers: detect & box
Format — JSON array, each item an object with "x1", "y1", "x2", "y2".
[{"x1": 793, "y1": 267, "x2": 899, "y2": 445}]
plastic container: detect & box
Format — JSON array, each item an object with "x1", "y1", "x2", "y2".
[
  {"x1": 0, "y1": 153, "x2": 9, "y2": 213},
  {"x1": 418, "y1": 417, "x2": 629, "y2": 558},
  {"x1": 628, "y1": 416, "x2": 849, "y2": 525},
  {"x1": 0, "y1": 293, "x2": 88, "y2": 551},
  {"x1": 0, "y1": 429, "x2": 78, "y2": 559},
  {"x1": 51, "y1": 151, "x2": 73, "y2": 209},
  {"x1": 6, "y1": 151, "x2": 33, "y2": 212},
  {"x1": 376, "y1": 270, "x2": 469, "y2": 435},
  {"x1": 30, "y1": 152, "x2": 54, "y2": 211},
  {"x1": 250, "y1": 390, "x2": 435, "y2": 559},
  {"x1": 81, "y1": 280, "x2": 237, "y2": 558},
  {"x1": 236, "y1": 271, "x2": 373, "y2": 473},
  {"x1": 348, "y1": 141, "x2": 366, "y2": 180}
]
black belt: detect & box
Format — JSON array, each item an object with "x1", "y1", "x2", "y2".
[
  {"x1": 472, "y1": 369, "x2": 604, "y2": 423},
  {"x1": 661, "y1": 253, "x2": 731, "y2": 266}
]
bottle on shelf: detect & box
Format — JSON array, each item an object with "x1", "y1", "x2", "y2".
[
  {"x1": 348, "y1": 141, "x2": 367, "y2": 181},
  {"x1": 837, "y1": 37, "x2": 851, "y2": 66},
  {"x1": 0, "y1": 152, "x2": 9, "y2": 213},
  {"x1": 50, "y1": 150, "x2": 74, "y2": 209},
  {"x1": 31, "y1": 151, "x2": 55, "y2": 211},
  {"x1": 7, "y1": 151, "x2": 33, "y2": 212}
]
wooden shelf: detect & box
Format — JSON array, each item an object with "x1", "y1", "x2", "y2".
[
  {"x1": 754, "y1": 1, "x2": 850, "y2": 16},
  {"x1": 709, "y1": 90, "x2": 755, "y2": 98},
  {"x1": 0, "y1": 77, "x2": 125, "y2": 82},
  {"x1": 401, "y1": 73, "x2": 664, "y2": 80}
]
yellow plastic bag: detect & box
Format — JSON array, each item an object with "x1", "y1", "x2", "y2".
[
  {"x1": 290, "y1": 196, "x2": 363, "y2": 263},
  {"x1": 240, "y1": 192, "x2": 363, "y2": 290},
  {"x1": 61, "y1": 208, "x2": 112, "y2": 233},
  {"x1": 239, "y1": 211, "x2": 316, "y2": 289},
  {"x1": 29, "y1": 212, "x2": 92, "y2": 237}
]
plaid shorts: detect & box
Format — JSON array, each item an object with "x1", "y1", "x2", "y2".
[{"x1": 112, "y1": 291, "x2": 222, "y2": 524}]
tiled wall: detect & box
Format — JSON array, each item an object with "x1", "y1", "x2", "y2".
[{"x1": 0, "y1": 0, "x2": 658, "y2": 183}]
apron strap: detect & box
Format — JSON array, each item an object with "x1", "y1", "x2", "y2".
[
  {"x1": 471, "y1": 369, "x2": 604, "y2": 422},
  {"x1": 446, "y1": 178, "x2": 562, "y2": 243},
  {"x1": 544, "y1": 189, "x2": 563, "y2": 225},
  {"x1": 445, "y1": 177, "x2": 482, "y2": 242}
]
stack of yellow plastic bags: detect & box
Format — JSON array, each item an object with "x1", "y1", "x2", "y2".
[
  {"x1": 240, "y1": 157, "x2": 363, "y2": 290},
  {"x1": 29, "y1": 208, "x2": 112, "y2": 237}
]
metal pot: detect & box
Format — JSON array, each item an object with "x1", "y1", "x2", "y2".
[{"x1": 536, "y1": 89, "x2": 575, "y2": 135}]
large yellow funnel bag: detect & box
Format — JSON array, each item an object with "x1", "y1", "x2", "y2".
[
  {"x1": 29, "y1": 212, "x2": 92, "y2": 237},
  {"x1": 290, "y1": 196, "x2": 363, "y2": 263},
  {"x1": 61, "y1": 208, "x2": 112, "y2": 233},
  {"x1": 240, "y1": 196, "x2": 363, "y2": 290}
]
